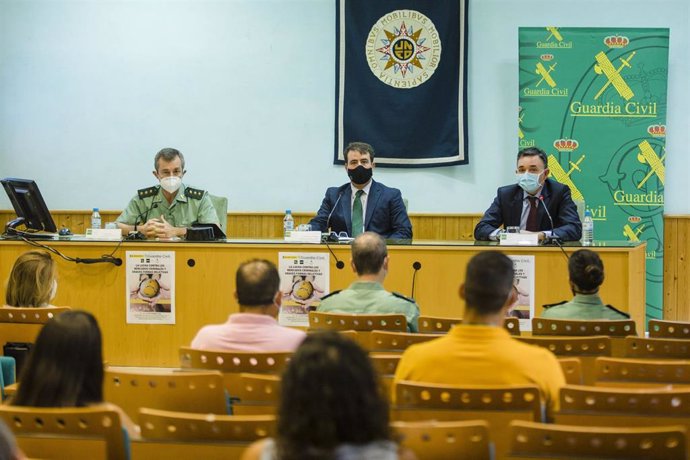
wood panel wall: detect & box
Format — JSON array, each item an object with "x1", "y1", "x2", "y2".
[{"x1": 1, "y1": 210, "x2": 688, "y2": 320}]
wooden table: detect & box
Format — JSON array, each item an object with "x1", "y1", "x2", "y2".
[{"x1": 0, "y1": 238, "x2": 645, "y2": 366}]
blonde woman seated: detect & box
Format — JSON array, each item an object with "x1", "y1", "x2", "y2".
[
  {"x1": 541, "y1": 249, "x2": 629, "y2": 320},
  {"x1": 10, "y1": 310, "x2": 138, "y2": 439},
  {"x1": 4, "y1": 250, "x2": 60, "y2": 308}
]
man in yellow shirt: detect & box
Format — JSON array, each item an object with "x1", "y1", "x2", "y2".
[{"x1": 393, "y1": 251, "x2": 565, "y2": 419}]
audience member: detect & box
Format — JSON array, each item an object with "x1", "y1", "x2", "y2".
[
  {"x1": 393, "y1": 252, "x2": 565, "y2": 419},
  {"x1": 4, "y1": 251, "x2": 59, "y2": 308},
  {"x1": 11, "y1": 310, "x2": 137, "y2": 438},
  {"x1": 191, "y1": 259, "x2": 306, "y2": 351},
  {"x1": 241, "y1": 332, "x2": 414, "y2": 460},
  {"x1": 541, "y1": 249, "x2": 629, "y2": 320},
  {"x1": 318, "y1": 232, "x2": 420, "y2": 331}
]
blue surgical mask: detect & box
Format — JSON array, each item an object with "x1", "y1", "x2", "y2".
[{"x1": 516, "y1": 171, "x2": 543, "y2": 194}]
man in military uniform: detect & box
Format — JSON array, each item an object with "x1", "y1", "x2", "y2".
[
  {"x1": 318, "y1": 232, "x2": 419, "y2": 332},
  {"x1": 115, "y1": 148, "x2": 219, "y2": 239}
]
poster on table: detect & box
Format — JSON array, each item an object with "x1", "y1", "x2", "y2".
[
  {"x1": 278, "y1": 252, "x2": 330, "y2": 327},
  {"x1": 126, "y1": 251, "x2": 175, "y2": 324},
  {"x1": 508, "y1": 255, "x2": 535, "y2": 331},
  {"x1": 518, "y1": 27, "x2": 669, "y2": 322}
]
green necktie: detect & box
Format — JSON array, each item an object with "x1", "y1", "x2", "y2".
[{"x1": 352, "y1": 190, "x2": 364, "y2": 237}]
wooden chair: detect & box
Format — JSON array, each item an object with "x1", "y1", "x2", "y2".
[
  {"x1": 532, "y1": 317, "x2": 637, "y2": 356},
  {"x1": 649, "y1": 319, "x2": 690, "y2": 339},
  {"x1": 104, "y1": 369, "x2": 228, "y2": 421},
  {"x1": 178, "y1": 347, "x2": 291, "y2": 394},
  {"x1": 625, "y1": 336, "x2": 690, "y2": 359},
  {"x1": 556, "y1": 384, "x2": 690, "y2": 431},
  {"x1": 309, "y1": 311, "x2": 408, "y2": 348},
  {"x1": 392, "y1": 420, "x2": 492, "y2": 460},
  {"x1": 370, "y1": 330, "x2": 440, "y2": 353},
  {"x1": 392, "y1": 381, "x2": 541, "y2": 459},
  {"x1": 232, "y1": 373, "x2": 280, "y2": 415},
  {"x1": 558, "y1": 358, "x2": 583, "y2": 385},
  {"x1": 134, "y1": 408, "x2": 275, "y2": 460},
  {"x1": 517, "y1": 336, "x2": 611, "y2": 385},
  {"x1": 0, "y1": 306, "x2": 70, "y2": 346},
  {"x1": 595, "y1": 357, "x2": 690, "y2": 388},
  {"x1": 507, "y1": 420, "x2": 687, "y2": 460},
  {"x1": 0, "y1": 405, "x2": 127, "y2": 460},
  {"x1": 370, "y1": 353, "x2": 401, "y2": 393},
  {"x1": 418, "y1": 315, "x2": 520, "y2": 336}
]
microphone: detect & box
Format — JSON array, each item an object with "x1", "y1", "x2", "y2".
[
  {"x1": 538, "y1": 196, "x2": 566, "y2": 252},
  {"x1": 128, "y1": 190, "x2": 160, "y2": 239},
  {"x1": 324, "y1": 237, "x2": 345, "y2": 270},
  {"x1": 325, "y1": 184, "x2": 348, "y2": 239},
  {"x1": 410, "y1": 261, "x2": 422, "y2": 299}
]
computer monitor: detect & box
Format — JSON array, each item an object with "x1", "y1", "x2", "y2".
[{"x1": 1, "y1": 178, "x2": 57, "y2": 233}]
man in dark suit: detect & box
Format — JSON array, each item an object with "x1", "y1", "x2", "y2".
[
  {"x1": 474, "y1": 147, "x2": 582, "y2": 242},
  {"x1": 309, "y1": 142, "x2": 412, "y2": 239}
]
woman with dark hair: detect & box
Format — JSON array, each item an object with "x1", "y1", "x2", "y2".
[
  {"x1": 11, "y1": 310, "x2": 137, "y2": 437},
  {"x1": 4, "y1": 250, "x2": 59, "y2": 308},
  {"x1": 241, "y1": 332, "x2": 414, "y2": 460},
  {"x1": 541, "y1": 249, "x2": 629, "y2": 320}
]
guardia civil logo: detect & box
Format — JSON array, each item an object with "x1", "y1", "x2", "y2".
[{"x1": 365, "y1": 10, "x2": 442, "y2": 89}]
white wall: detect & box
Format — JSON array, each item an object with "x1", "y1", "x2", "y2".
[{"x1": 1, "y1": 0, "x2": 688, "y2": 213}]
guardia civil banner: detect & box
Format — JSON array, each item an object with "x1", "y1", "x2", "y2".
[
  {"x1": 518, "y1": 27, "x2": 669, "y2": 322},
  {"x1": 335, "y1": 0, "x2": 469, "y2": 167}
]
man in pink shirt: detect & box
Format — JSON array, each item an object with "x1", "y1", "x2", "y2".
[{"x1": 191, "y1": 259, "x2": 306, "y2": 351}]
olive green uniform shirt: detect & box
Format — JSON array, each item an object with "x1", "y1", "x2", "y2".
[
  {"x1": 318, "y1": 281, "x2": 420, "y2": 332},
  {"x1": 115, "y1": 184, "x2": 219, "y2": 228},
  {"x1": 541, "y1": 293, "x2": 629, "y2": 320}
]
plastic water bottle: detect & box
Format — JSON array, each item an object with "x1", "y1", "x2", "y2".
[
  {"x1": 582, "y1": 210, "x2": 594, "y2": 246},
  {"x1": 91, "y1": 208, "x2": 102, "y2": 229},
  {"x1": 283, "y1": 209, "x2": 294, "y2": 238}
]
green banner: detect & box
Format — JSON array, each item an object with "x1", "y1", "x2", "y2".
[{"x1": 518, "y1": 27, "x2": 669, "y2": 322}]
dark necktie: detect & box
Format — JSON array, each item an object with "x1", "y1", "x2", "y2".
[
  {"x1": 352, "y1": 190, "x2": 364, "y2": 237},
  {"x1": 526, "y1": 196, "x2": 539, "y2": 232}
]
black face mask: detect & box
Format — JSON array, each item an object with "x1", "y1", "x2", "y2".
[{"x1": 347, "y1": 165, "x2": 373, "y2": 185}]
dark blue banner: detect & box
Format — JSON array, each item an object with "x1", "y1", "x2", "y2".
[{"x1": 335, "y1": 0, "x2": 468, "y2": 167}]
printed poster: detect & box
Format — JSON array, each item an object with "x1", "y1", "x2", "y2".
[
  {"x1": 126, "y1": 251, "x2": 175, "y2": 324},
  {"x1": 509, "y1": 255, "x2": 535, "y2": 331},
  {"x1": 278, "y1": 252, "x2": 330, "y2": 327}
]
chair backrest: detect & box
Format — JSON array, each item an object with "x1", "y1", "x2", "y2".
[
  {"x1": 532, "y1": 318, "x2": 637, "y2": 337},
  {"x1": 517, "y1": 335, "x2": 611, "y2": 356},
  {"x1": 309, "y1": 311, "x2": 407, "y2": 332},
  {"x1": 559, "y1": 384, "x2": 690, "y2": 417},
  {"x1": 207, "y1": 194, "x2": 228, "y2": 234},
  {"x1": 418, "y1": 315, "x2": 520, "y2": 336},
  {"x1": 0, "y1": 306, "x2": 70, "y2": 344},
  {"x1": 507, "y1": 420, "x2": 687, "y2": 460},
  {"x1": 232, "y1": 373, "x2": 281, "y2": 415},
  {"x1": 134, "y1": 408, "x2": 275, "y2": 459},
  {"x1": 370, "y1": 331, "x2": 440, "y2": 353},
  {"x1": 649, "y1": 319, "x2": 690, "y2": 339},
  {"x1": 595, "y1": 357, "x2": 690, "y2": 387},
  {"x1": 104, "y1": 369, "x2": 228, "y2": 421},
  {"x1": 0, "y1": 405, "x2": 127, "y2": 460},
  {"x1": 394, "y1": 381, "x2": 542, "y2": 421},
  {"x1": 625, "y1": 336, "x2": 690, "y2": 359},
  {"x1": 558, "y1": 358, "x2": 583, "y2": 385},
  {"x1": 392, "y1": 420, "x2": 492, "y2": 460}
]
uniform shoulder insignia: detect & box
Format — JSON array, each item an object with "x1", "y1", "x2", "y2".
[
  {"x1": 542, "y1": 300, "x2": 567, "y2": 309},
  {"x1": 320, "y1": 290, "x2": 341, "y2": 301},
  {"x1": 392, "y1": 292, "x2": 415, "y2": 304},
  {"x1": 605, "y1": 304, "x2": 630, "y2": 318},
  {"x1": 137, "y1": 186, "x2": 159, "y2": 199},
  {"x1": 185, "y1": 186, "x2": 206, "y2": 200}
]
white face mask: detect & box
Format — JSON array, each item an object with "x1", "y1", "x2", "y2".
[
  {"x1": 160, "y1": 176, "x2": 182, "y2": 193},
  {"x1": 50, "y1": 279, "x2": 58, "y2": 301}
]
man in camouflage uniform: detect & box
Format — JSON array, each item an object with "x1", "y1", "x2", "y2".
[{"x1": 116, "y1": 148, "x2": 219, "y2": 239}]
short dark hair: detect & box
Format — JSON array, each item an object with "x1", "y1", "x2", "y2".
[
  {"x1": 517, "y1": 147, "x2": 548, "y2": 169},
  {"x1": 276, "y1": 332, "x2": 390, "y2": 459},
  {"x1": 154, "y1": 147, "x2": 185, "y2": 171},
  {"x1": 236, "y1": 259, "x2": 280, "y2": 306},
  {"x1": 568, "y1": 249, "x2": 604, "y2": 293},
  {"x1": 464, "y1": 252, "x2": 515, "y2": 314},
  {"x1": 12, "y1": 310, "x2": 104, "y2": 407},
  {"x1": 352, "y1": 232, "x2": 387, "y2": 275},
  {"x1": 344, "y1": 142, "x2": 375, "y2": 163}
]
